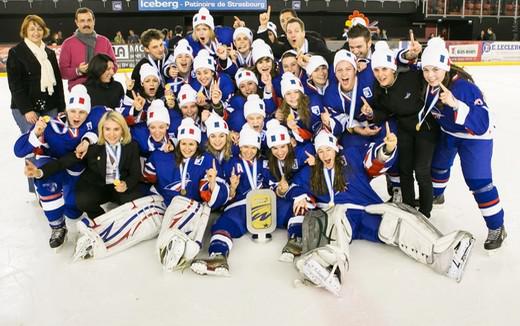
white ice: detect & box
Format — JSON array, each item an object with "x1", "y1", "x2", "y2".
[{"x1": 1, "y1": 67, "x2": 519, "y2": 326}]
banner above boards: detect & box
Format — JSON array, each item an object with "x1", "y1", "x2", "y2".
[{"x1": 138, "y1": 0, "x2": 267, "y2": 11}]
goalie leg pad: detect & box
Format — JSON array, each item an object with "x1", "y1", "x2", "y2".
[
  {"x1": 156, "y1": 196, "x2": 210, "y2": 270},
  {"x1": 294, "y1": 245, "x2": 349, "y2": 296},
  {"x1": 73, "y1": 195, "x2": 165, "y2": 260},
  {"x1": 366, "y1": 203, "x2": 475, "y2": 281}
]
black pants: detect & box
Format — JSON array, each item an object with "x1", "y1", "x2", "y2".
[
  {"x1": 75, "y1": 179, "x2": 143, "y2": 219},
  {"x1": 397, "y1": 126, "x2": 439, "y2": 217}
]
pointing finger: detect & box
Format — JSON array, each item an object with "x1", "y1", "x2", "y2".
[
  {"x1": 361, "y1": 96, "x2": 369, "y2": 106},
  {"x1": 385, "y1": 121, "x2": 391, "y2": 136},
  {"x1": 267, "y1": 5, "x2": 271, "y2": 17},
  {"x1": 439, "y1": 82, "x2": 449, "y2": 92},
  {"x1": 213, "y1": 159, "x2": 217, "y2": 170}
]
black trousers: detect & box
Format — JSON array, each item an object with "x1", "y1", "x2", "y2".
[
  {"x1": 75, "y1": 179, "x2": 143, "y2": 219},
  {"x1": 397, "y1": 125, "x2": 439, "y2": 217}
]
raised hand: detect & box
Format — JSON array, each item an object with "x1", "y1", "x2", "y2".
[
  {"x1": 259, "y1": 5, "x2": 271, "y2": 28},
  {"x1": 261, "y1": 71, "x2": 272, "y2": 93},
  {"x1": 229, "y1": 166, "x2": 240, "y2": 198},
  {"x1": 132, "y1": 90, "x2": 145, "y2": 111},
  {"x1": 210, "y1": 78, "x2": 223, "y2": 105},
  {"x1": 216, "y1": 44, "x2": 228, "y2": 60},
  {"x1": 277, "y1": 174, "x2": 289, "y2": 196},
  {"x1": 168, "y1": 64, "x2": 179, "y2": 79},
  {"x1": 439, "y1": 83, "x2": 458, "y2": 108},
  {"x1": 383, "y1": 121, "x2": 397, "y2": 153},
  {"x1": 230, "y1": 131, "x2": 240, "y2": 145},
  {"x1": 201, "y1": 109, "x2": 211, "y2": 123},
  {"x1": 125, "y1": 72, "x2": 135, "y2": 91},
  {"x1": 233, "y1": 16, "x2": 246, "y2": 29},
  {"x1": 360, "y1": 96, "x2": 374, "y2": 118},
  {"x1": 407, "y1": 29, "x2": 422, "y2": 59},
  {"x1": 24, "y1": 160, "x2": 42, "y2": 178},
  {"x1": 304, "y1": 151, "x2": 316, "y2": 166},
  {"x1": 33, "y1": 116, "x2": 48, "y2": 137},
  {"x1": 321, "y1": 107, "x2": 331, "y2": 129},
  {"x1": 296, "y1": 51, "x2": 310, "y2": 68},
  {"x1": 205, "y1": 159, "x2": 218, "y2": 190}
]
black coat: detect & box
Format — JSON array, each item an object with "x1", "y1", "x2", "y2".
[
  {"x1": 85, "y1": 78, "x2": 124, "y2": 109},
  {"x1": 7, "y1": 41, "x2": 65, "y2": 114},
  {"x1": 372, "y1": 68, "x2": 438, "y2": 133},
  {"x1": 40, "y1": 141, "x2": 142, "y2": 191}
]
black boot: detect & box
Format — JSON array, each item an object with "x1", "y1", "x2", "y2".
[
  {"x1": 49, "y1": 227, "x2": 67, "y2": 249},
  {"x1": 484, "y1": 225, "x2": 507, "y2": 250}
]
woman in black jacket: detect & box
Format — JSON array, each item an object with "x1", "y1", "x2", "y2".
[
  {"x1": 26, "y1": 111, "x2": 144, "y2": 247},
  {"x1": 362, "y1": 42, "x2": 439, "y2": 218},
  {"x1": 7, "y1": 15, "x2": 65, "y2": 192},
  {"x1": 84, "y1": 53, "x2": 124, "y2": 109}
]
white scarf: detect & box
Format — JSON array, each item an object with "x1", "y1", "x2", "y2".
[{"x1": 24, "y1": 38, "x2": 56, "y2": 95}]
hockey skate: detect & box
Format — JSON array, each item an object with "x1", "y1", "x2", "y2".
[
  {"x1": 49, "y1": 227, "x2": 67, "y2": 250},
  {"x1": 446, "y1": 235, "x2": 475, "y2": 282},
  {"x1": 73, "y1": 234, "x2": 94, "y2": 262},
  {"x1": 190, "y1": 253, "x2": 230, "y2": 277},
  {"x1": 484, "y1": 225, "x2": 507, "y2": 251},
  {"x1": 279, "y1": 236, "x2": 303, "y2": 263}
]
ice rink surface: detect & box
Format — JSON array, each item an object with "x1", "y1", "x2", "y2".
[{"x1": 1, "y1": 66, "x2": 519, "y2": 326}]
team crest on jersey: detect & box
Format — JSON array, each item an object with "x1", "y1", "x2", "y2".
[
  {"x1": 362, "y1": 87, "x2": 373, "y2": 98},
  {"x1": 292, "y1": 161, "x2": 299, "y2": 170},
  {"x1": 86, "y1": 121, "x2": 93, "y2": 130},
  {"x1": 311, "y1": 105, "x2": 321, "y2": 115},
  {"x1": 42, "y1": 181, "x2": 59, "y2": 193},
  {"x1": 194, "y1": 156, "x2": 204, "y2": 166}
]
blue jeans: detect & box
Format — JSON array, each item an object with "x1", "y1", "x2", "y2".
[{"x1": 11, "y1": 108, "x2": 59, "y2": 193}]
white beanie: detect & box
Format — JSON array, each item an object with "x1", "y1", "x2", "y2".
[
  {"x1": 306, "y1": 55, "x2": 329, "y2": 77},
  {"x1": 177, "y1": 84, "x2": 198, "y2": 108},
  {"x1": 266, "y1": 119, "x2": 290, "y2": 148},
  {"x1": 205, "y1": 112, "x2": 229, "y2": 135},
  {"x1": 314, "y1": 130, "x2": 339, "y2": 152},
  {"x1": 67, "y1": 84, "x2": 91, "y2": 113},
  {"x1": 243, "y1": 94, "x2": 266, "y2": 119},
  {"x1": 280, "y1": 72, "x2": 304, "y2": 97},
  {"x1": 421, "y1": 37, "x2": 451, "y2": 72},
  {"x1": 235, "y1": 68, "x2": 258, "y2": 87},
  {"x1": 173, "y1": 39, "x2": 193, "y2": 61},
  {"x1": 333, "y1": 49, "x2": 357, "y2": 72},
  {"x1": 193, "y1": 7, "x2": 214, "y2": 30},
  {"x1": 267, "y1": 22, "x2": 278, "y2": 38},
  {"x1": 139, "y1": 63, "x2": 160, "y2": 83},
  {"x1": 233, "y1": 27, "x2": 253, "y2": 43},
  {"x1": 239, "y1": 124, "x2": 261, "y2": 149},
  {"x1": 252, "y1": 39, "x2": 274, "y2": 63},
  {"x1": 193, "y1": 49, "x2": 215, "y2": 72},
  {"x1": 147, "y1": 99, "x2": 170, "y2": 126},
  {"x1": 371, "y1": 41, "x2": 397, "y2": 71},
  {"x1": 178, "y1": 117, "x2": 202, "y2": 143}
]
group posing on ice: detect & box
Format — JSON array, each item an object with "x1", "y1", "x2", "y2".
[{"x1": 7, "y1": 6, "x2": 506, "y2": 296}]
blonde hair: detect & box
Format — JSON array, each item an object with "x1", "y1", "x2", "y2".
[
  {"x1": 192, "y1": 26, "x2": 216, "y2": 43},
  {"x1": 97, "y1": 111, "x2": 132, "y2": 145},
  {"x1": 20, "y1": 15, "x2": 50, "y2": 39},
  {"x1": 206, "y1": 133, "x2": 233, "y2": 161}
]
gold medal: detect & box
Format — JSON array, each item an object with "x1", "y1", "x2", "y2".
[
  {"x1": 415, "y1": 122, "x2": 421, "y2": 131},
  {"x1": 42, "y1": 116, "x2": 51, "y2": 123},
  {"x1": 180, "y1": 189, "x2": 187, "y2": 196},
  {"x1": 113, "y1": 179, "x2": 121, "y2": 186},
  {"x1": 329, "y1": 202, "x2": 334, "y2": 208}
]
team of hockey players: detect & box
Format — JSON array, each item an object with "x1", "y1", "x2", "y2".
[{"x1": 14, "y1": 7, "x2": 507, "y2": 295}]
